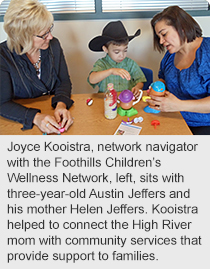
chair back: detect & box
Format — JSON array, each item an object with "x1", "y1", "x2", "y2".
[{"x1": 140, "y1": 66, "x2": 153, "y2": 91}]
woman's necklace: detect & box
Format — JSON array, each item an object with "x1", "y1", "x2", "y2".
[{"x1": 33, "y1": 50, "x2": 41, "y2": 76}]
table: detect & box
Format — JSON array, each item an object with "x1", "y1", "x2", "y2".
[{"x1": 0, "y1": 93, "x2": 192, "y2": 135}]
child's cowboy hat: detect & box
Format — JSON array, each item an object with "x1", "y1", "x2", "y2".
[{"x1": 88, "y1": 21, "x2": 141, "y2": 51}]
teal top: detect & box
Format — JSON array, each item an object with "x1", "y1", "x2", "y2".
[{"x1": 87, "y1": 54, "x2": 146, "y2": 92}]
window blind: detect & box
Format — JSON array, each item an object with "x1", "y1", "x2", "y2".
[
  {"x1": 102, "y1": 0, "x2": 209, "y2": 12},
  {"x1": 0, "y1": 0, "x2": 95, "y2": 15},
  {"x1": 0, "y1": 0, "x2": 209, "y2": 16}
]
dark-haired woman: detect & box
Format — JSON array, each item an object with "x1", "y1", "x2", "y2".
[{"x1": 149, "y1": 6, "x2": 210, "y2": 135}]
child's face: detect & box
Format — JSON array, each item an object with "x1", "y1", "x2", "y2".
[{"x1": 103, "y1": 43, "x2": 128, "y2": 63}]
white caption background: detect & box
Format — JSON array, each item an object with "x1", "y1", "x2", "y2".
[{"x1": 0, "y1": 135, "x2": 209, "y2": 269}]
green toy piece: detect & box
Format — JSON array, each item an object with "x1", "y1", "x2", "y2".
[
  {"x1": 117, "y1": 106, "x2": 138, "y2": 117},
  {"x1": 117, "y1": 89, "x2": 142, "y2": 117}
]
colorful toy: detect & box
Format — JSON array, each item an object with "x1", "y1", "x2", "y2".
[
  {"x1": 144, "y1": 81, "x2": 165, "y2": 114},
  {"x1": 122, "y1": 116, "x2": 143, "y2": 125},
  {"x1": 104, "y1": 83, "x2": 118, "y2": 119},
  {"x1": 58, "y1": 123, "x2": 65, "y2": 133},
  {"x1": 117, "y1": 89, "x2": 143, "y2": 117},
  {"x1": 122, "y1": 118, "x2": 133, "y2": 125},
  {"x1": 86, "y1": 98, "x2": 93, "y2": 106},
  {"x1": 151, "y1": 120, "x2": 160, "y2": 129},
  {"x1": 134, "y1": 116, "x2": 143, "y2": 123},
  {"x1": 109, "y1": 90, "x2": 117, "y2": 107},
  {"x1": 43, "y1": 125, "x2": 64, "y2": 135},
  {"x1": 142, "y1": 96, "x2": 151, "y2": 102}
]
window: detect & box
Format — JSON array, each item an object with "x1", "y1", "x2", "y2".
[
  {"x1": 0, "y1": 0, "x2": 95, "y2": 15},
  {"x1": 40, "y1": 0, "x2": 95, "y2": 13},
  {"x1": 102, "y1": 0, "x2": 209, "y2": 12},
  {"x1": 0, "y1": 0, "x2": 209, "y2": 20}
]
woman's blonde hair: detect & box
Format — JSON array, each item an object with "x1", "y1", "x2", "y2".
[{"x1": 4, "y1": 0, "x2": 54, "y2": 54}]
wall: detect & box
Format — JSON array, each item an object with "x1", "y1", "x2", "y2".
[{"x1": 1, "y1": 16, "x2": 210, "y2": 94}]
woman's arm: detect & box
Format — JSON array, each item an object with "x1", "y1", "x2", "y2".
[
  {"x1": 0, "y1": 62, "x2": 41, "y2": 130},
  {"x1": 0, "y1": 53, "x2": 61, "y2": 133},
  {"x1": 51, "y1": 39, "x2": 74, "y2": 109}
]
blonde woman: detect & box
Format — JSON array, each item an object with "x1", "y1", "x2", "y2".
[{"x1": 0, "y1": 0, "x2": 74, "y2": 134}]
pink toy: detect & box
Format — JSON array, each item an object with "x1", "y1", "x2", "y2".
[{"x1": 59, "y1": 123, "x2": 65, "y2": 133}]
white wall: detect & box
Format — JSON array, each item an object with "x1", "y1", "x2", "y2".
[{"x1": 1, "y1": 16, "x2": 210, "y2": 94}]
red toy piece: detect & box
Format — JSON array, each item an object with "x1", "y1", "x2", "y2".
[
  {"x1": 86, "y1": 98, "x2": 93, "y2": 106},
  {"x1": 151, "y1": 120, "x2": 160, "y2": 129},
  {"x1": 109, "y1": 89, "x2": 117, "y2": 107}
]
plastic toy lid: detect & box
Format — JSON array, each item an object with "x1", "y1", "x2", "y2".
[
  {"x1": 118, "y1": 90, "x2": 133, "y2": 103},
  {"x1": 150, "y1": 81, "x2": 165, "y2": 92}
]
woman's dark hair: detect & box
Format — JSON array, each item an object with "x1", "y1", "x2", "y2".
[{"x1": 151, "y1": 6, "x2": 202, "y2": 52}]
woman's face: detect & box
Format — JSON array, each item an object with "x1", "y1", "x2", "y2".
[
  {"x1": 155, "y1": 20, "x2": 182, "y2": 54},
  {"x1": 33, "y1": 24, "x2": 53, "y2": 50}
]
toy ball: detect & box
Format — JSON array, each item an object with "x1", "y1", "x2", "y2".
[{"x1": 86, "y1": 98, "x2": 93, "y2": 106}]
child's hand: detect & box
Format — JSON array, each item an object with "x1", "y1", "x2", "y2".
[
  {"x1": 131, "y1": 87, "x2": 141, "y2": 99},
  {"x1": 132, "y1": 82, "x2": 144, "y2": 98},
  {"x1": 111, "y1": 68, "x2": 131, "y2": 80}
]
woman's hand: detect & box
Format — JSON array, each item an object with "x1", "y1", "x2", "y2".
[
  {"x1": 33, "y1": 113, "x2": 61, "y2": 134},
  {"x1": 54, "y1": 102, "x2": 74, "y2": 131},
  {"x1": 147, "y1": 91, "x2": 182, "y2": 112}
]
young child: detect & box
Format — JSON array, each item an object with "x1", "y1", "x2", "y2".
[{"x1": 87, "y1": 21, "x2": 146, "y2": 98}]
